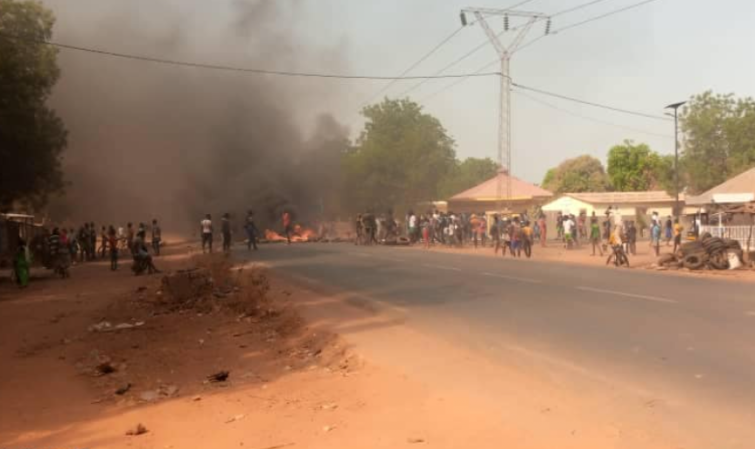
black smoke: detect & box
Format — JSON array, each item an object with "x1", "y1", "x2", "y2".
[{"x1": 44, "y1": 0, "x2": 350, "y2": 231}]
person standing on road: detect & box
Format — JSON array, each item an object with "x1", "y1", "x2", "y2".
[
  {"x1": 108, "y1": 225, "x2": 119, "y2": 271},
  {"x1": 126, "y1": 222, "x2": 135, "y2": 255},
  {"x1": 563, "y1": 215, "x2": 574, "y2": 249},
  {"x1": 490, "y1": 215, "x2": 501, "y2": 255},
  {"x1": 222, "y1": 213, "x2": 232, "y2": 253},
  {"x1": 673, "y1": 218, "x2": 684, "y2": 254},
  {"x1": 13, "y1": 237, "x2": 31, "y2": 288},
  {"x1": 99, "y1": 226, "x2": 108, "y2": 259},
  {"x1": 538, "y1": 214, "x2": 547, "y2": 248},
  {"x1": 590, "y1": 216, "x2": 603, "y2": 256},
  {"x1": 651, "y1": 220, "x2": 661, "y2": 257},
  {"x1": 151, "y1": 219, "x2": 162, "y2": 256},
  {"x1": 282, "y1": 211, "x2": 292, "y2": 245},
  {"x1": 664, "y1": 216, "x2": 673, "y2": 246},
  {"x1": 201, "y1": 214, "x2": 213, "y2": 253},
  {"x1": 245, "y1": 211, "x2": 259, "y2": 251}
]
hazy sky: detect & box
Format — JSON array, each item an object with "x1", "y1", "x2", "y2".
[{"x1": 46, "y1": 0, "x2": 755, "y2": 185}]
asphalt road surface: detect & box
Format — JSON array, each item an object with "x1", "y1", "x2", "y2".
[{"x1": 239, "y1": 242, "x2": 755, "y2": 447}]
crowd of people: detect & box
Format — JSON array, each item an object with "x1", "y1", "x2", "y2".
[
  {"x1": 199, "y1": 210, "x2": 262, "y2": 254},
  {"x1": 354, "y1": 210, "x2": 543, "y2": 258},
  {"x1": 13, "y1": 219, "x2": 164, "y2": 287}
]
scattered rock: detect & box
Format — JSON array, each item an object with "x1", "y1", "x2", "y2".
[
  {"x1": 225, "y1": 414, "x2": 245, "y2": 424},
  {"x1": 322, "y1": 425, "x2": 336, "y2": 433},
  {"x1": 115, "y1": 383, "x2": 132, "y2": 395},
  {"x1": 136, "y1": 286, "x2": 147, "y2": 293},
  {"x1": 407, "y1": 438, "x2": 425, "y2": 444},
  {"x1": 126, "y1": 423, "x2": 148, "y2": 436},
  {"x1": 319, "y1": 403, "x2": 338, "y2": 411},
  {"x1": 207, "y1": 371, "x2": 230, "y2": 383},
  {"x1": 88, "y1": 321, "x2": 145, "y2": 332},
  {"x1": 96, "y1": 362, "x2": 116, "y2": 375},
  {"x1": 192, "y1": 395, "x2": 202, "y2": 402},
  {"x1": 140, "y1": 390, "x2": 160, "y2": 402}
]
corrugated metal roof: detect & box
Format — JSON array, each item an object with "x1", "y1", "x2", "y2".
[
  {"x1": 566, "y1": 191, "x2": 681, "y2": 204},
  {"x1": 686, "y1": 167, "x2": 755, "y2": 205},
  {"x1": 450, "y1": 170, "x2": 553, "y2": 201}
]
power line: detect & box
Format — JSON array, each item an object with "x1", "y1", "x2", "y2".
[
  {"x1": 512, "y1": 82, "x2": 672, "y2": 121},
  {"x1": 516, "y1": 0, "x2": 664, "y2": 52},
  {"x1": 399, "y1": 0, "x2": 620, "y2": 98},
  {"x1": 420, "y1": 59, "x2": 500, "y2": 102},
  {"x1": 513, "y1": 89, "x2": 673, "y2": 139},
  {"x1": 361, "y1": 26, "x2": 466, "y2": 105},
  {"x1": 554, "y1": 0, "x2": 663, "y2": 34},
  {"x1": 0, "y1": 32, "x2": 501, "y2": 81}
]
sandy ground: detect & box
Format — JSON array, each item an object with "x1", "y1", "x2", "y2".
[
  {"x1": 2, "y1": 239, "x2": 749, "y2": 449},
  {"x1": 0, "y1": 243, "x2": 556, "y2": 449}
]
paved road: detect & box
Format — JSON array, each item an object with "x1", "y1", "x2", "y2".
[{"x1": 239, "y1": 243, "x2": 755, "y2": 446}]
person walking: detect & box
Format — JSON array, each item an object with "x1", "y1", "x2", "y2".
[
  {"x1": 201, "y1": 214, "x2": 213, "y2": 253},
  {"x1": 422, "y1": 215, "x2": 431, "y2": 249},
  {"x1": 491, "y1": 216, "x2": 501, "y2": 255},
  {"x1": 222, "y1": 213, "x2": 232, "y2": 253},
  {"x1": 150, "y1": 219, "x2": 162, "y2": 256},
  {"x1": 108, "y1": 225, "x2": 119, "y2": 271},
  {"x1": 590, "y1": 216, "x2": 603, "y2": 256}
]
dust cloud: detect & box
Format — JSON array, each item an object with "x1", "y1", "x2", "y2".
[{"x1": 44, "y1": 0, "x2": 350, "y2": 232}]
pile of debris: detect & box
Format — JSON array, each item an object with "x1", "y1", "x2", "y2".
[{"x1": 657, "y1": 235, "x2": 745, "y2": 270}]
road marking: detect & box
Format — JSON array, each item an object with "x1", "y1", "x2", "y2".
[
  {"x1": 481, "y1": 272, "x2": 543, "y2": 284},
  {"x1": 576, "y1": 286, "x2": 677, "y2": 304},
  {"x1": 422, "y1": 264, "x2": 462, "y2": 272}
]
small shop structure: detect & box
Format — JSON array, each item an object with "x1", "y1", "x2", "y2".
[{"x1": 687, "y1": 167, "x2": 755, "y2": 251}]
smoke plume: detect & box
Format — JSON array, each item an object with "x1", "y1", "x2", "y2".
[{"x1": 44, "y1": 0, "x2": 350, "y2": 231}]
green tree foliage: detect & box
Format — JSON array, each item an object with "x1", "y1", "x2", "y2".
[
  {"x1": 0, "y1": 0, "x2": 67, "y2": 210},
  {"x1": 606, "y1": 140, "x2": 672, "y2": 192},
  {"x1": 343, "y1": 99, "x2": 457, "y2": 213},
  {"x1": 439, "y1": 157, "x2": 499, "y2": 198},
  {"x1": 681, "y1": 91, "x2": 755, "y2": 194},
  {"x1": 541, "y1": 155, "x2": 609, "y2": 194}
]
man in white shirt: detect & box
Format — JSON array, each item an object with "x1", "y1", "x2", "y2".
[{"x1": 201, "y1": 214, "x2": 213, "y2": 253}]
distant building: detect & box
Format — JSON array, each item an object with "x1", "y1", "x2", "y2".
[
  {"x1": 542, "y1": 191, "x2": 683, "y2": 218},
  {"x1": 447, "y1": 170, "x2": 553, "y2": 214},
  {"x1": 686, "y1": 167, "x2": 755, "y2": 207}
]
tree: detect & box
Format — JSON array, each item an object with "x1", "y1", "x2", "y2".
[
  {"x1": 606, "y1": 140, "x2": 671, "y2": 192},
  {"x1": 681, "y1": 91, "x2": 755, "y2": 194},
  {"x1": 541, "y1": 155, "x2": 609, "y2": 194},
  {"x1": 0, "y1": 0, "x2": 67, "y2": 210},
  {"x1": 343, "y1": 99, "x2": 457, "y2": 213},
  {"x1": 439, "y1": 157, "x2": 499, "y2": 199}
]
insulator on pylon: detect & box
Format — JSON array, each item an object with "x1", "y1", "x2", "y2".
[
  {"x1": 460, "y1": 12, "x2": 468, "y2": 26},
  {"x1": 545, "y1": 18, "x2": 552, "y2": 35},
  {"x1": 504, "y1": 14, "x2": 510, "y2": 31}
]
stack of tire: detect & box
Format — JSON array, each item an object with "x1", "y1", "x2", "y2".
[{"x1": 669, "y1": 235, "x2": 744, "y2": 270}]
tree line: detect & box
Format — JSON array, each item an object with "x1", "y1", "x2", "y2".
[{"x1": 542, "y1": 92, "x2": 755, "y2": 196}]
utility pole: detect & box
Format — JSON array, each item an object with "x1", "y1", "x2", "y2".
[
  {"x1": 460, "y1": 7, "x2": 548, "y2": 216},
  {"x1": 665, "y1": 101, "x2": 686, "y2": 218}
]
